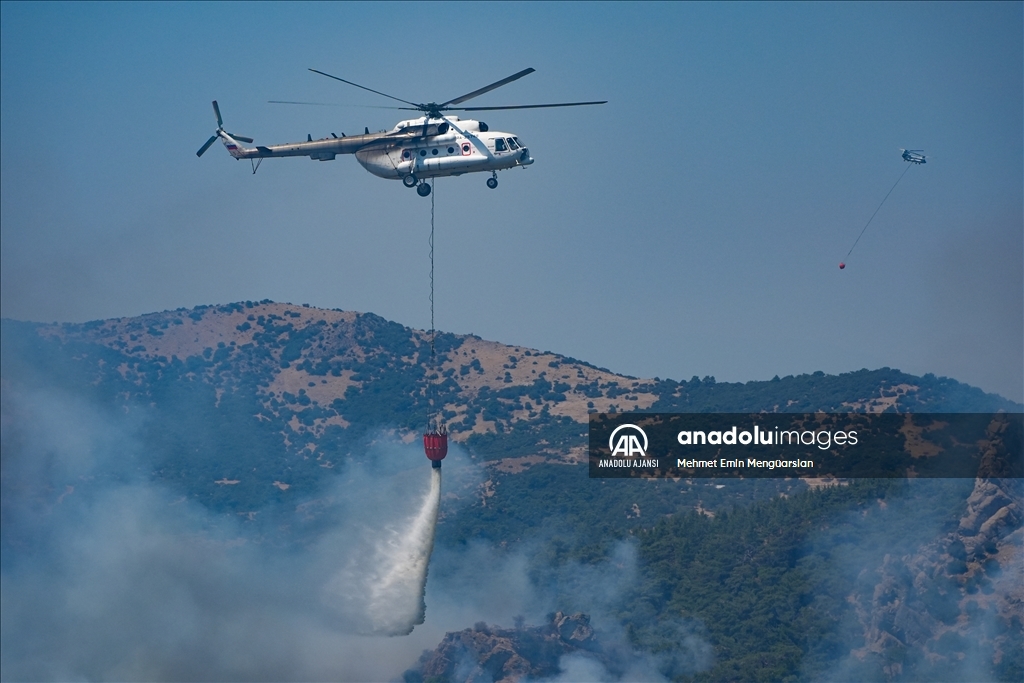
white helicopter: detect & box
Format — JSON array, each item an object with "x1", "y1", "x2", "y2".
[{"x1": 197, "y1": 68, "x2": 605, "y2": 196}]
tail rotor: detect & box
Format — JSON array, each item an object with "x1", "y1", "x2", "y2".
[{"x1": 196, "y1": 101, "x2": 254, "y2": 157}]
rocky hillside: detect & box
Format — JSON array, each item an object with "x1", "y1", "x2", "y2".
[
  {"x1": 4, "y1": 300, "x2": 1018, "y2": 463},
  {"x1": 2, "y1": 299, "x2": 1019, "y2": 511},
  {"x1": 3, "y1": 300, "x2": 1017, "y2": 511},
  {"x1": 404, "y1": 612, "x2": 602, "y2": 683}
]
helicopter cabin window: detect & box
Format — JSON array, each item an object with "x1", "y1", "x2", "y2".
[
  {"x1": 506, "y1": 138, "x2": 519, "y2": 150},
  {"x1": 402, "y1": 150, "x2": 411, "y2": 160},
  {"x1": 419, "y1": 150, "x2": 427, "y2": 157},
  {"x1": 494, "y1": 138, "x2": 507, "y2": 152},
  {"x1": 462, "y1": 143, "x2": 472, "y2": 154},
  {"x1": 431, "y1": 148, "x2": 439, "y2": 155},
  {"x1": 447, "y1": 146, "x2": 455, "y2": 154}
]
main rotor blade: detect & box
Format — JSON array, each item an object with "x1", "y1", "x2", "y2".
[
  {"x1": 268, "y1": 100, "x2": 405, "y2": 110},
  {"x1": 269, "y1": 100, "x2": 337, "y2": 106},
  {"x1": 440, "y1": 68, "x2": 535, "y2": 107},
  {"x1": 308, "y1": 69, "x2": 423, "y2": 108},
  {"x1": 451, "y1": 100, "x2": 607, "y2": 111},
  {"x1": 212, "y1": 101, "x2": 223, "y2": 128},
  {"x1": 197, "y1": 135, "x2": 218, "y2": 157}
]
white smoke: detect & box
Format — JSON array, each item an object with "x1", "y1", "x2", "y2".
[
  {"x1": 0, "y1": 383, "x2": 468, "y2": 681},
  {"x1": 325, "y1": 467, "x2": 441, "y2": 635},
  {"x1": 1, "y1": 380, "x2": 713, "y2": 681}
]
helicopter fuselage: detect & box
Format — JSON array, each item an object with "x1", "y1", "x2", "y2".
[
  {"x1": 901, "y1": 150, "x2": 926, "y2": 164},
  {"x1": 216, "y1": 116, "x2": 533, "y2": 182},
  {"x1": 356, "y1": 119, "x2": 533, "y2": 180}
]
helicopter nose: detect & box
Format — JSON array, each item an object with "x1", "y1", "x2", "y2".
[{"x1": 519, "y1": 148, "x2": 534, "y2": 165}]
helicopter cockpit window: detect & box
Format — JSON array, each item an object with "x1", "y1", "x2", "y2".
[
  {"x1": 506, "y1": 137, "x2": 519, "y2": 150},
  {"x1": 494, "y1": 138, "x2": 507, "y2": 152},
  {"x1": 512, "y1": 137, "x2": 522, "y2": 148}
]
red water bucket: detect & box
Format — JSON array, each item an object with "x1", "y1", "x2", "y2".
[{"x1": 424, "y1": 431, "x2": 448, "y2": 466}]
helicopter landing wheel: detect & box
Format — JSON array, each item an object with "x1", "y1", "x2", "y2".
[
  {"x1": 417, "y1": 182, "x2": 432, "y2": 197},
  {"x1": 403, "y1": 174, "x2": 418, "y2": 188},
  {"x1": 486, "y1": 176, "x2": 498, "y2": 189}
]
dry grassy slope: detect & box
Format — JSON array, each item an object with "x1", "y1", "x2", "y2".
[
  {"x1": 438, "y1": 334, "x2": 657, "y2": 430},
  {"x1": 843, "y1": 383, "x2": 918, "y2": 413},
  {"x1": 37, "y1": 302, "x2": 358, "y2": 426},
  {"x1": 38, "y1": 302, "x2": 354, "y2": 358},
  {"x1": 33, "y1": 302, "x2": 1000, "y2": 474},
  {"x1": 36, "y1": 302, "x2": 659, "y2": 445}
]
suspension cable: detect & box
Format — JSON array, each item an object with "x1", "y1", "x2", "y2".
[
  {"x1": 428, "y1": 182, "x2": 436, "y2": 431},
  {"x1": 845, "y1": 164, "x2": 912, "y2": 261},
  {"x1": 430, "y1": 182, "x2": 435, "y2": 356}
]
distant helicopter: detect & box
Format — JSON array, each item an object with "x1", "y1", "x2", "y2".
[
  {"x1": 197, "y1": 68, "x2": 605, "y2": 196},
  {"x1": 901, "y1": 149, "x2": 927, "y2": 164}
]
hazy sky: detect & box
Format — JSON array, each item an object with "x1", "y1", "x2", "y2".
[{"x1": 2, "y1": 2, "x2": 1021, "y2": 401}]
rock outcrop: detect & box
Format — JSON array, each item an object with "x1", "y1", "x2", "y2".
[
  {"x1": 849, "y1": 475, "x2": 1023, "y2": 680},
  {"x1": 959, "y1": 478, "x2": 1021, "y2": 560},
  {"x1": 404, "y1": 612, "x2": 600, "y2": 683}
]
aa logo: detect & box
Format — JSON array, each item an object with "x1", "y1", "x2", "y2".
[{"x1": 609, "y1": 424, "x2": 648, "y2": 458}]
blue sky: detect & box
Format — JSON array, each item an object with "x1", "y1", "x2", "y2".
[{"x1": 2, "y1": 1, "x2": 1021, "y2": 401}]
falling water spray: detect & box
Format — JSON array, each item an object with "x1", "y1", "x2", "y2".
[
  {"x1": 372, "y1": 466, "x2": 441, "y2": 634},
  {"x1": 353, "y1": 466, "x2": 442, "y2": 636}
]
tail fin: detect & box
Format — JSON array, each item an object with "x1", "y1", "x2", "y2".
[{"x1": 218, "y1": 131, "x2": 254, "y2": 159}]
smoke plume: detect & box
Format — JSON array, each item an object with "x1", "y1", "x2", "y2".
[
  {"x1": 0, "y1": 383, "x2": 461, "y2": 681},
  {"x1": 1, "y1": 379, "x2": 712, "y2": 681}
]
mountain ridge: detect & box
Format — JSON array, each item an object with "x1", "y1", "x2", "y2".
[
  {"x1": 4, "y1": 300, "x2": 1019, "y2": 482},
  {"x1": 6, "y1": 299, "x2": 1019, "y2": 414},
  {"x1": 3, "y1": 299, "x2": 1018, "y2": 515}
]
